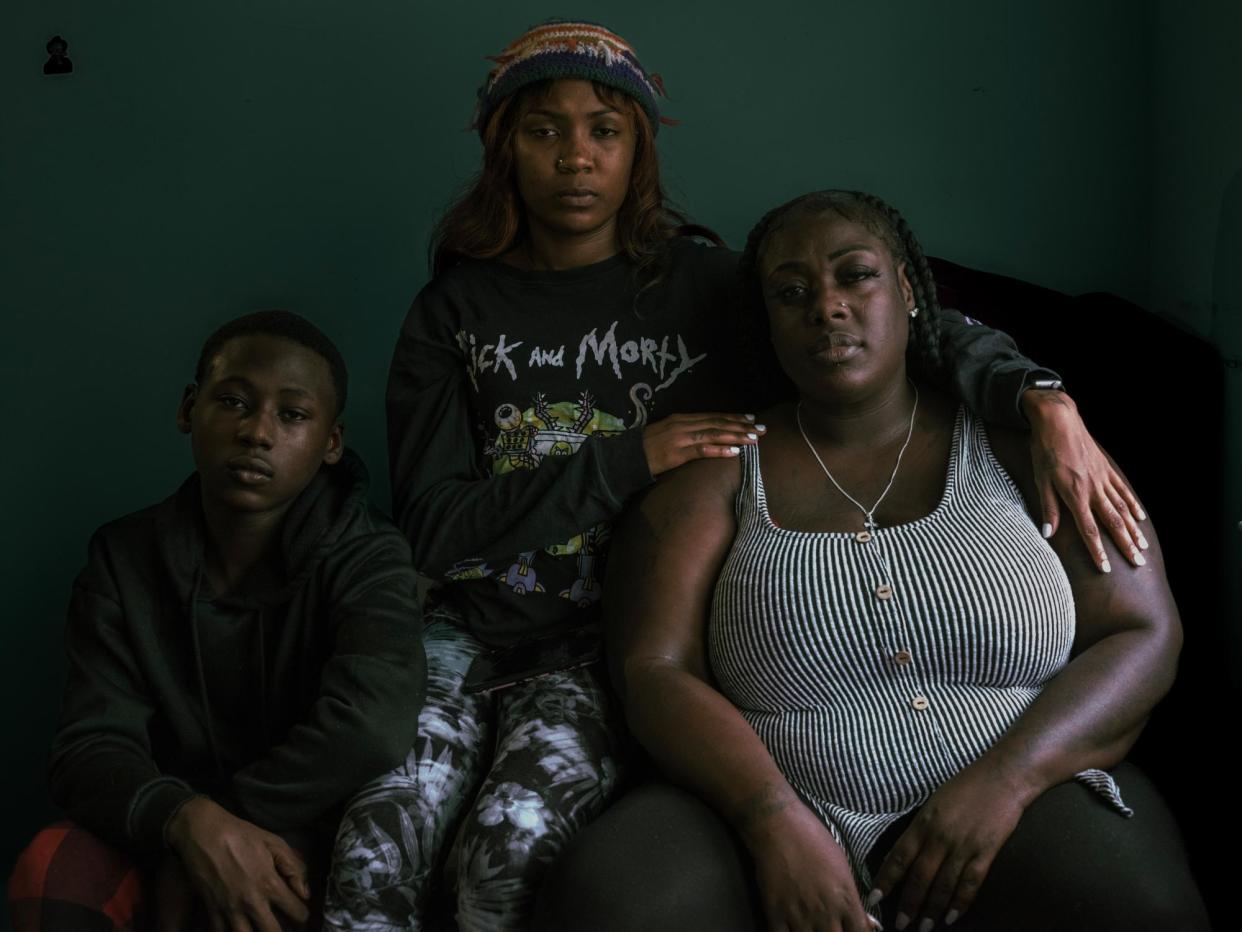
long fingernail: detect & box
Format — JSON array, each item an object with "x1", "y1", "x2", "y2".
[
  {"x1": 1137, "y1": 507, "x2": 1148, "y2": 521},
  {"x1": 895, "y1": 914, "x2": 910, "y2": 931},
  {"x1": 727, "y1": 446, "x2": 741, "y2": 455},
  {"x1": 867, "y1": 888, "x2": 885, "y2": 908},
  {"x1": 1101, "y1": 558, "x2": 1112, "y2": 574},
  {"x1": 945, "y1": 910, "x2": 960, "y2": 926},
  {"x1": 745, "y1": 413, "x2": 756, "y2": 421},
  {"x1": 755, "y1": 423, "x2": 767, "y2": 432},
  {"x1": 919, "y1": 919, "x2": 935, "y2": 932},
  {"x1": 1041, "y1": 523, "x2": 1053, "y2": 539},
  {"x1": 1131, "y1": 549, "x2": 1147, "y2": 566},
  {"x1": 746, "y1": 432, "x2": 758, "y2": 440},
  {"x1": 1138, "y1": 532, "x2": 1150, "y2": 550}
]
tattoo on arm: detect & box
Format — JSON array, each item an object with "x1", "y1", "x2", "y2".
[{"x1": 734, "y1": 782, "x2": 794, "y2": 834}]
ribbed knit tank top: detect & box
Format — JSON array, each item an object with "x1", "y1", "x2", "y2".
[{"x1": 709, "y1": 406, "x2": 1129, "y2": 886}]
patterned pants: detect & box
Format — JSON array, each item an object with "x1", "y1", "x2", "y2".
[{"x1": 323, "y1": 616, "x2": 623, "y2": 932}]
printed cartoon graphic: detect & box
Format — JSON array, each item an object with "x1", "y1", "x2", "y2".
[
  {"x1": 559, "y1": 524, "x2": 606, "y2": 607},
  {"x1": 443, "y1": 557, "x2": 493, "y2": 581},
  {"x1": 443, "y1": 392, "x2": 625, "y2": 598},
  {"x1": 485, "y1": 391, "x2": 624, "y2": 479},
  {"x1": 503, "y1": 551, "x2": 543, "y2": 595}
]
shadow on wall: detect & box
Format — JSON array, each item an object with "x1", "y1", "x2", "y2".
[{"x1": 1212, "y1": 166, "x2": 1242, "y2": 684}]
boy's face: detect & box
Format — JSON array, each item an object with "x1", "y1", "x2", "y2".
[{"x1": 177, "y1": 334, "x2": 343, "y2": 519}]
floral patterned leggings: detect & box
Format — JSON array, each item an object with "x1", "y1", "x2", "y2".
[{"x1": 323, "y1": 615, "x2": 623, "y2": 932}]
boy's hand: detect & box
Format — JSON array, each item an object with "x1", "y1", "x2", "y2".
[{"x1": 165, "y1": 796, "x2": 311, "y2": 931}]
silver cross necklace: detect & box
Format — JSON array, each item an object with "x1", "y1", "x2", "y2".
[{"x1": 794, "y1": 382, "x2": 920, "y2": 532}]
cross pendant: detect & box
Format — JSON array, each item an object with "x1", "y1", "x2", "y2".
[{"x1": 864, "y1": 514, "x2": 878, "y2": 531}]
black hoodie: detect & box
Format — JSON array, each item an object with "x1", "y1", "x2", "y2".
[{"x1": 48, "y1": 449, "x2": 425, "y2": 853}]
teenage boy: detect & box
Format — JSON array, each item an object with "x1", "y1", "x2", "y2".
[{"x1": 8, "y1": 311, "x2": 425, "y2": 931}]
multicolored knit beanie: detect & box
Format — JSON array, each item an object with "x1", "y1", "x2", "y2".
[{"x1": 473, "y1": 20, "x2": 671, "y2": 138}]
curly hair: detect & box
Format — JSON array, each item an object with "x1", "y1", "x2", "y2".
[
  {"x1": 735, "y1": 190, "x2": 944, "y2": 404},
  {"x1": 430, "y1": 80, "x2": 714, "y2": 283}
]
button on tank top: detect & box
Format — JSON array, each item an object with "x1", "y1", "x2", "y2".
[{"x1": 709, "y1": 406, "x2": 1130, "y2": 886}]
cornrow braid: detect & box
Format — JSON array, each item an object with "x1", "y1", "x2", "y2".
[{"x1": 736, "y1": 190, "x2": 944, "y2": 404}]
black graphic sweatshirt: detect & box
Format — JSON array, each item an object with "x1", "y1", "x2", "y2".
[
  {"x1": 388, "y1": 240, "x2": 1056, "y2": 645},
  {"x1": 48, "y1": 450, "x2": 426, "y2": 853}
]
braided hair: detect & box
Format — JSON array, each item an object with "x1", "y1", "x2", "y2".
[{"x1": 736, "y1": 190, "x2": 943, "y2": 405}]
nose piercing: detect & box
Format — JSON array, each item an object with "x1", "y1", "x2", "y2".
[{"x1": 556, "y1": 157, "x2": 566, "y2": 168}]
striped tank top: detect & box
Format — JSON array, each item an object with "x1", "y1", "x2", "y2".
[{"x1": 709, "y1": 406, "x2": 1129, "y2": 885}]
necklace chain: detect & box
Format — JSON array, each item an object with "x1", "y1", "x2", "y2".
[{"x1": 794, "y1": 383, "x2": 920, "y2": 531}]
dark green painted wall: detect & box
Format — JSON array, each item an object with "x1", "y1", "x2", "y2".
[{"x1": 2, "y1": 0, "x2": 1234, "y2": 916}]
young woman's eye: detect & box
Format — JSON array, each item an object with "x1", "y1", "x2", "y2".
[
  {"x1": 594, "y1": 125, "x2": 621, "y2": 138},
  {"x1": 528, "y1": 125, "x2": 557, "y2": 138},
  {"x1": 840, "y1": 267, "x2": 880, "y2": 284},
  {"x1": 776, "y1": 283, "x2": 808, "y2": 301}
]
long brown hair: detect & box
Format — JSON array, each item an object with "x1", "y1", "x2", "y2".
[{"x1": 430, "y1": 80, "x2": 715, "y2": 279}]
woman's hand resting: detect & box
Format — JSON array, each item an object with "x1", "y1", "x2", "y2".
[
  {"x1": 749, "y1": 804, "x2": 877, "y2": 932},
  {"x1": 870, "y1": 764, "x2": 1026, "y2": 929},
  {"x1": 643, "y1": 412, "x2": 765, "y2": 476}
]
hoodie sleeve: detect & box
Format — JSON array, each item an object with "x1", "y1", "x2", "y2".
[
  {"x1": 230, "y1": 523, "x2": 425, "y2": 830},
  {"x1": 48, "y1": 534, "x2": 197, "y2": 854},
  {"x1": 387, "y1": 279, "x2": 653, "y2": 578},
  {"x1": 937, "y1": 308, "x2": 1062, "y2": 428}
]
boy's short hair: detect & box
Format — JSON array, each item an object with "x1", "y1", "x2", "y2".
[{"x1": 195, "y1": 310, "x2": 349, "y2": 416}]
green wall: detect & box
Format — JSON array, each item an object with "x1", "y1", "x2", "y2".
[
  {"x1": 2, "y1": 0, "x2": 1232, "y2": 908},
  {"x1": 1149, "y1": 0, "x2": 1242, "y2": 679}
]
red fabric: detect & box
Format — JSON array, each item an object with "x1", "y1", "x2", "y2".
[{"x1": 7, "y1": 823, "x2": 146, "y2": 932}]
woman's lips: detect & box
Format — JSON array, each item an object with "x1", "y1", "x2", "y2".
[
  {"x1": 809, "y1": 332, "x2": 862, "y2": 364},
  {"x1": 557, "y1": 188, "x2": 598, "y2": 207}
]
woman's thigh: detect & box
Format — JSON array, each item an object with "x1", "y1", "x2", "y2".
[
  {"x1": 453, "y1": 662, "x2": 624, "y2": 932},
  {"x1": 531, "y1": 780, "x2": 762, "y2": 932},
  {"x1": 324, "y1": 618, "x2": 495, "y2": 928},
  {"x1": 897, "y1": 763, "x2": 1210, "y2": 932}
]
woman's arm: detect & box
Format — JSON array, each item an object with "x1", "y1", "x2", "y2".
[
  {"x1": 608, "y1": 457, "x2": 874, "y2": 932},
  {"x1": 937, "y1": 310, "x2": 1146, "y2": 570},
  {"x1": 871, "y1": 427, "x2": 1181, "y2": 929},
  {"x1": 387, "y1": 282, "x2": 761, "y2": 576}
]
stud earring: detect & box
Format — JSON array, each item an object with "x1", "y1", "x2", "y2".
[{"x1": 909, "y1": 306, "x2": 920, "y2": 319}]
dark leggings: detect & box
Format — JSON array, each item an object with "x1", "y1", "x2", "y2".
[{"x1": 532, "y1": 763, "x2": 1211, "y2": 932}]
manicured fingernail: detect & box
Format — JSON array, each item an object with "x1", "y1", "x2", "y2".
[
  {"x1": 867, "y1": 888, "x2": 885, "y2": 908},
  {"x1": 755, "y1": 423, "x2": 767, "y2": 432},
  {"x1": 919, "y1": 919, "x2": 935, "y2": 932},
  {"x1": 1137, "y1": 507, "x2": 1148, "y2": 521},
  {"x1": 946, "y1": 910, "x2": 960, "y2": 926},
  {"x1": 747, "y1": 432, "x2": 758, "y2": 440},
  {"x1": 895, "y1": 914, "x2": 910, "y2": 931},
  {"x1": 869, "y1": 919, "x2": 885, "y2": 931},
  {"x1": 1132, "y1": 549, "x2": 1147, "y2": 566},
  {"x1": 1138, "y1": 532, "x2": 1150, "y2": 550},
  {"x1": 745, "y1": 413, "x2": 756, "y2": 421},
  {"x1": 1101, "y1": 558, "x2": 1112, "y2": 574},
  {"x1": 727, "y1": 446, "x2": 740, "y2": 455},
  {"x1": 1041, "y1": 523, "x2": 1053, "y2": 539}
]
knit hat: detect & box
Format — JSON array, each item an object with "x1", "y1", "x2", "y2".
[{"x1": 473, "y1": 20, "x2": 670, "y2": 138}]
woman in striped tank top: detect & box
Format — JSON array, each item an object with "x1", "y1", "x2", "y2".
[{"x1": 603, "y1": 192, "x2": 1208, "y2": 931}]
